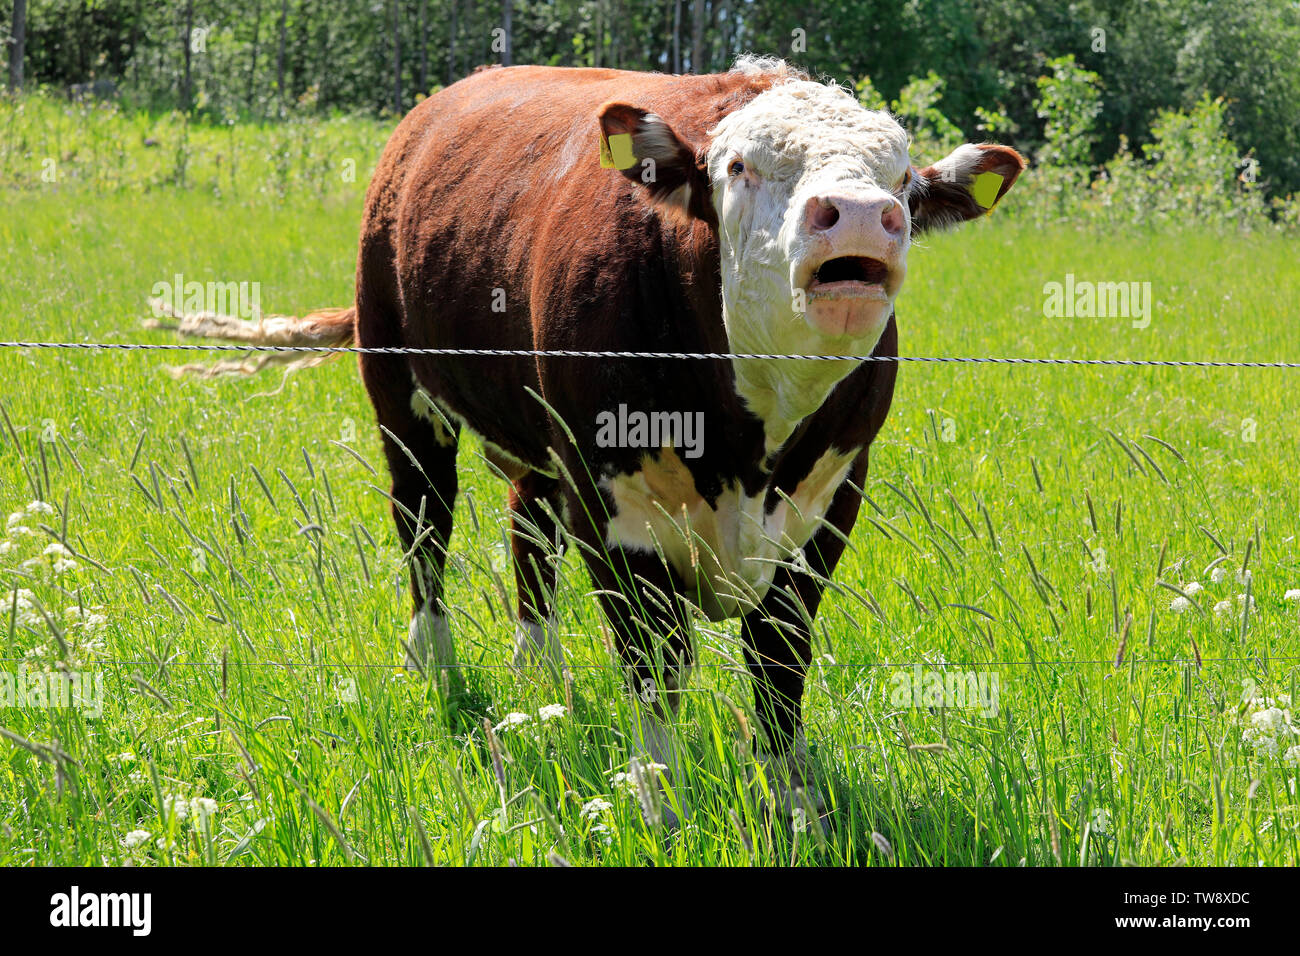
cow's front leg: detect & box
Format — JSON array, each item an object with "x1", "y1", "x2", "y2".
[
  {"x1": 741, "y1": 458, "x2": 866, "y2": 829},
  {"x1": 741, "y1": 575, "x2": 819, "y2": 824},
  {"x1": 590, "y1": 552, "x2": 695, "y2": 828}
]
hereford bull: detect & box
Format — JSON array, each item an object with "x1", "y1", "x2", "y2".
[{"x1": 163, "y1": 56, "x2": 1023, "y2": 818}]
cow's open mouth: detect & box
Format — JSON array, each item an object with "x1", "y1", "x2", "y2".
[{"x1": 808, "y1": 256, "x2": 890, "y2": 295}]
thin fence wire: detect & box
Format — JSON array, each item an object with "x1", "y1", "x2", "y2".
[
  {"x1": 2, "y1": 340, "x2": 1300, "y2": 367},
  {"x1": 1, "y1": 655, "x2": 1296, "y2": 670}
]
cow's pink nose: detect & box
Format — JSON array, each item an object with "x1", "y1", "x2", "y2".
[{"x1": 805, "y1": 193, "x2": 906, "y2": 240}]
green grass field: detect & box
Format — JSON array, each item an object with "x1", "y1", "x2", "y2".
[{"x1": 2, "y1": 129, "x2": 1299, "y2": 866}]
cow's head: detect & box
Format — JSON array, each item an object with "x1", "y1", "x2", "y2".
[{"x1": 598, "y1": 64, "x2": 1025, "y2": 365}]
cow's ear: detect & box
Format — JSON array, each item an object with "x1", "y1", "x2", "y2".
[
  {"x1": 908, "y1": 143, "x2": 1026, "y2": 234},
  {"x1": 597, "y1": 102, "x2": 714, "y2": 224}
]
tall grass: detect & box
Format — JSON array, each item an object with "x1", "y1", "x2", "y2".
[{"x1": 1, "y1": 116, "x2": 1298, "y2": 865}]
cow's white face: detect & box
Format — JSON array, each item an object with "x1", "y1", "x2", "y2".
[
  {"x1": 597, "y1": 65, "x2": 1023, "y2": 451},
  {"x1": 707, "y1": 81, "x2": 912, "y2": 358}
]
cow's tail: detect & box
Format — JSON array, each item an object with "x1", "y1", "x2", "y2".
[{"x1": 141, "y1": 298, "x2": 356, "y2": 378}]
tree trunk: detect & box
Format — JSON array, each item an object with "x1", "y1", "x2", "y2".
[
  {"x1": 610, "y1": 0, "x2": 621, "y2": 69},
  {"x1": 447, "y1": 0, "x2": 458, "y2": 86},
  {"x1": 276, "y1": 0, "x2": 287, "y2": 102},
  {"x1": 672, "y1": 0, "x2": 680, "y2": 74},
  {"x1": 9, "y1": 0, "x2": 27, "y2": 91},
  {"x1": 502, "y1": 0, "x2": 513, "y2": 67},
  {"x1": 247, "y1": 0, "x2": 261, "y2": 109},
  {"x1": 691, "y1": 0, "x2": 703, "y2": 73},
  {"x1": 392, "y1": 0, "x2": 402, "y2": 113},
  {"x1": 317, "y1": 11, "x2": 331, "y2": 109},
  {"x1": 417, "y1": 0, "x2": 428, "y2": 93},
  {"x1": 182, "y1": 0, "x2": 194, "y2": 110},
  {"x1": 129, "y1": 0, "x2": 142, "y2": 90}
]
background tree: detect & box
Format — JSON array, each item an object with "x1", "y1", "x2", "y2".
[
  {"x1": 7, "y1": 0, "x2": 24, "y2": 90},
  {"x1": 0, "y1": 0, "x2": 1295, "y2": 195}
]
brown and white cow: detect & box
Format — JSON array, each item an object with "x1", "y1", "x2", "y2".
[{"x1": 173, "y1": 56, "x2": 1023, "y2": 815}]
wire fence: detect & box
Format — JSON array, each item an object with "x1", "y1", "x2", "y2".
[
  {"x1": 3, "y1": 340, "x2": 1300, "y2": 367},
  {"x1": 1, "y1": 655, "x2": 1296, "y2": 671}
]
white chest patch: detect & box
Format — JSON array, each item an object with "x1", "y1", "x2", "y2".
[{"x1": 601, "y1": 446, "x2": 858, "y2": 619}]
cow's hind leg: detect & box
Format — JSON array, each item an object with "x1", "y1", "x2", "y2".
[
  {"x1": 360, "y1": 351, "x2": 462, "y2": 683},
  {"x1": 509, "y1": 472, "x2": 567, "y2": 677}
]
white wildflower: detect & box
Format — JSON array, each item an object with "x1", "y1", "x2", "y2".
[
  {"x1": 162, "y1": 794, "x2": 190, "y2": 821},
  {"x1": 64, "y1": 606, "x2": 107, "y2": 632},
  {"x1": 1240, "y1": 694, "x2": 1299, "y2": 758},
  {"x1": 121, "y1": 829, "x2": 152, "y2": 849},
  {"x1": 1251, "y1": 708, "x2": 1289, "y2": 735},
  {"x1": 1213, "y1": 600, "x2": 1234, "y2": 618},
  {"x1": 6, "y1": 511, "x2": 25, "y2": 530},
  {"x1": 1237, "y1": 593, "x2": 1256, "y2": 610},
  {"x1": 1285, "y1": 745, "x2": 1300, "y2": 768},
  {"x1": 1284, "y1": 589, "x2": 1300, "y2": 602},
  {"x1": 610, "y1": 762, "x2": 667, "y2": 795},
  {"x1": 1247, "y1": 733, "x2": 1281, "y2": 758},
  {"x1": 1210, "y1": 567, "x2": 1227, "y2": 584},
  {"x1": 580, "y1": 798, "x2": 613, "y2": 821},
  {"x1": 493, "y1": 711, "x2": 531, "y2": 732},
  {"x1": 25, "y1": 501, "x2": 55, "y2": 516},
  {"x1": 538, "y1": 703, "x2": 567, "y2": 721},
  {"x1": 4, "y1": 588, "x2": 35, "y2": 610},
  {"x1": 1170, "y1": 596, "x2": 1192, "y2": 613},
  {"x1": 189, "y1": 797, "x2": 218, "y2": 822},
  {"x1": 1184, "y1": 581, "x2": 1203, "y2": 596}
]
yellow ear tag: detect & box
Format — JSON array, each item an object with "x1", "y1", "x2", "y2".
[
  {"x1": 971, "y1": 171, "x2": 1005, "y2": 211},
  {"x1": 600, "y1": 132, "x2": 637, "y2": 170}
]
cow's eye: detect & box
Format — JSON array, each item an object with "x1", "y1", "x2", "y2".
[
  {"x1": 894, "y1": 167, "x2": 913, "y2": 192},
  {"x1": 728, "y1": 159, "x2": 745, "y2": 177}
]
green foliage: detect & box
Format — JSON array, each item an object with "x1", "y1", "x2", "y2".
[
  {"x1": 1035, "y1": 55, "x2": 1102, "y2": 169},
  {"x1": 0, "y1": 89, "x2": 388, "y2": 197},
  {"x1": 1, "y1": 0, "x2": 1298, "y2": 196},
  {"x1": 891, "y1": 71, "x2": 966, "y2": 164},
  {"x1": 1089, "y1": 95, "x2": 1267, "y2": 230},
  {"x1": 856, "y1": 71, "x2": 965, "y2": 165}
]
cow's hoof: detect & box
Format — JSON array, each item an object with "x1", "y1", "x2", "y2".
[
  {"x1": 510, "y1": 620, "x2": 566, "y2": 680},
  {"x1": 753, "y1": 749, "x2": 829, "y2": 835}
]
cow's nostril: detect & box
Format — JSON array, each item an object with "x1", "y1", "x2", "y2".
[
  {"x1": 808, "y1": 198, "x2": 840, "y2": 232},
  {"x1": 881, "y1": 201, "x2": 905, "y2": 236}
]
